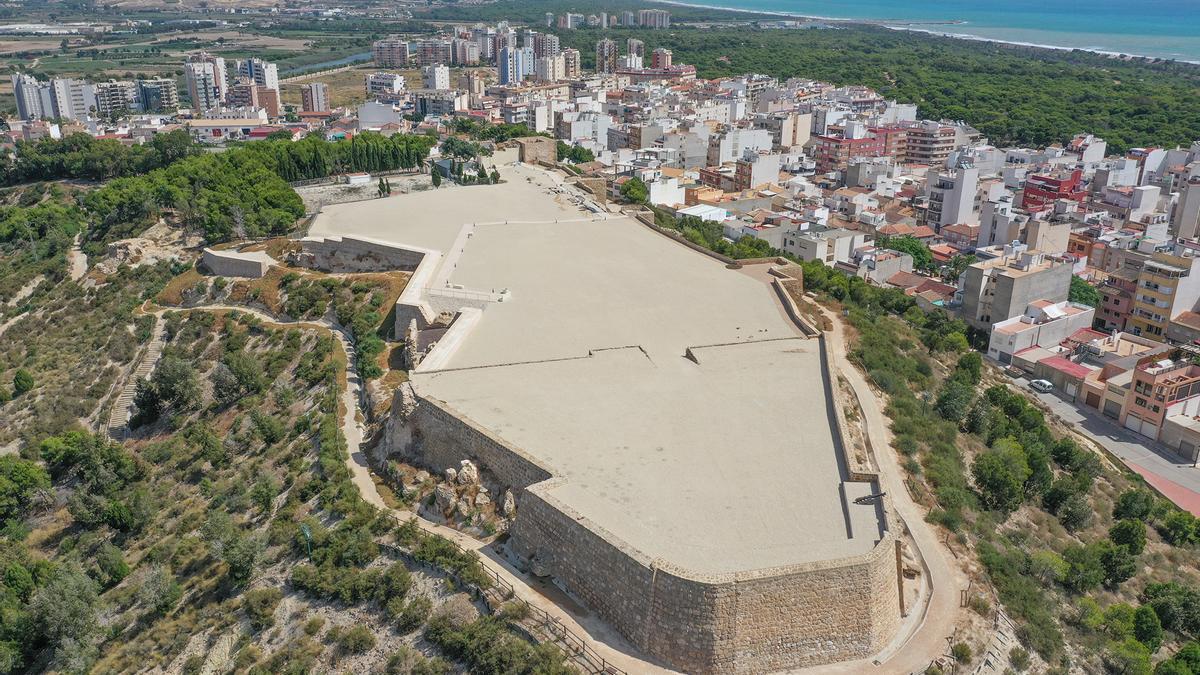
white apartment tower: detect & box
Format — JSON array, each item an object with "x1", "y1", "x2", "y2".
[
  {"x1": 422, "y1": 64, "x2": 451, "y2": 91},
  {"x1": 927, "y1": 166, "x2": 980, "y2": 229}
]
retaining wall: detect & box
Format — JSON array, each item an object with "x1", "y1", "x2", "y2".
[
  {"x1": 297, "y1": 235, "x2": 426, "y2": 273},
  {"x1": 509, "y1": 482, "x2": 901, "y2": 674},
  {"x1": 201, "y1": 248, "x2": 272, "y2": 278}
]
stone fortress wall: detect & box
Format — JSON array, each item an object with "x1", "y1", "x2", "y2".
[{"x1": 387, "y1": 336, "x2": 904, "y2": 674}]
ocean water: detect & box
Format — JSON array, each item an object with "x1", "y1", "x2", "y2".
[{"x1": 669, "y1": 0, "x2": 1200, "y2": 62}]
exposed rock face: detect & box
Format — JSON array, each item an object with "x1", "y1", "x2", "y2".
[
  {"x1": 455, "y1": 499, "x2": 473, "y2": 519},
  {"x1": 444, "y1": 467, "x2": 458, "y2": 484},
  {"x1": 434, "y1": 483, "x2": 457, "y2": 513},
  {"x1": 414, "y1": 470, "x2": 430, "y2": 483},
  {"x1": 474, "y1": 492, "x2": 490, "y2": 508},
  {"x1": 457, "y1": 459, "x2": 480, "y2": 486},
  {"x1": 500, "y1": 490, "x2": 516, "y2": 518}
]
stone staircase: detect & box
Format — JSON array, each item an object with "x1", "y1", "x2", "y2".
[{"x1": 106, "y1": 315, "x2": 166, "y2": 439}]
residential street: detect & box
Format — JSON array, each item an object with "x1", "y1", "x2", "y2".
[{"x1": 1020, "y1": 384, "x2": 1200, "y2": 515}]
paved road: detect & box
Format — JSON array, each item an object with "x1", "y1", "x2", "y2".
[{"x1": 1021, "y1": 384, "x2": 1200, "y2": 515}]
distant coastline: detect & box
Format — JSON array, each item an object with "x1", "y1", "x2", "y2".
[{"x1": 653, "y1": 0, "x2": 1200, "y2": 66}]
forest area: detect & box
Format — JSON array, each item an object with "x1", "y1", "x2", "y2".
[{"x1": 543, "y1": 22, "x2": 1200, "y2": 153}]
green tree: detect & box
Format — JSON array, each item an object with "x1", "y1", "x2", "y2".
[
  {"x1": 432, "y1": 170, "x2": 442, "y2": 188},
  {"x1": 1110, "y1": 519, "x2": 1148, "y2": 555},
  {"x1": 971, "y1": 439, "x2": 1031, "y2": 513},
  {"x1": 0, "y1": 456, "x2": 50, "y2": 524},
  {"x1": 1064, "y1": 542, "x2": 1107, "y2": 593},
  {"x1": 1134, "y1": 605, "x2": 1163, "y2": 652},
  {"x1": 1114, "y1": 489, "x2": 1155, "y2": 521},
  {"x1": 11, "y1": 369, "x2": 33, "y2": 396},
  {"x1": 934, "y1": 380, "x2": 975, "y2": 423},
  {"x1": 29, "y1": 565, "x2": 99, "y2": 672},
  {"x1": 620, "y1": 177, "x2": 649, "y2": 204},
  {"x1": 1069, "y1": 276, "x2": 1101, "y2": 307},
  {"x1": 878, "y1": 235, "x2": 933, "y2": 270},
  {"x1": 138, "y1": 566, "x2": 182, "y2": 615}
]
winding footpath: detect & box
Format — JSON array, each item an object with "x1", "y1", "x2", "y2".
[{"x1": 795, "y1": 304, "x2": 968, "y2": 675}]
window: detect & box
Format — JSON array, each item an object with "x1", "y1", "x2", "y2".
[{"x1": 1135, "y1": 397, "x2": 1148, "y2": 407}]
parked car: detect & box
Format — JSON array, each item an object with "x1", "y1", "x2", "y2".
[{"x1": 1030, "y1": 379, "x2": 1054, "y2": 393}]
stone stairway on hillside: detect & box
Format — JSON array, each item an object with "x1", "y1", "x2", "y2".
[{"x1": 106, "y1": 315, "x2": 166, "y2": 439}]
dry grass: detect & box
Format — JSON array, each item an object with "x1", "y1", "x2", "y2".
[{"x1": 156, "y1": 267, "x2": 203, "y2": 306}]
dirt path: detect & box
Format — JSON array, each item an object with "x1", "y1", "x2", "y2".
[
  {"x1": 793, "y1": 303, "x2": 967, "y2": 674},
  {"x1": 67, "y1": 233, "x2": 88, "y2": 282}
]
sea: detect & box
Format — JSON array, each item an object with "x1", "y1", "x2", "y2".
[{"x1": 664, "y1": 0, "x2": 1200, "y2": 63}]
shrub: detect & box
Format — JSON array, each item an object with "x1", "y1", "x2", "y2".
[
  {"x1": 951, "y1": 642, "x2": 972, "y2": 663},
  {"x1": 304, "y1": 616, "x2": 325, "y2": 635},
  {"x1": 243, "y1": 587, "x2": 283, "y2": 630},
  {"x1": 972, "y1": 439, "x2": 1031, "y2": 513},
  {"x1": 337, "y1": 625, "x2": 376, "y2": 654},
  {"x1": 1009, "y1": 646, "x2": 1030, "y2": 671},
  {"x1": 12, "y1": 369, "x2": 33, "y2": 396}
]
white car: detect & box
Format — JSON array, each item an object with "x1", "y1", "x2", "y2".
[{"x1": 1029, "y1": 379, "x2": 1054, "y2": 393}]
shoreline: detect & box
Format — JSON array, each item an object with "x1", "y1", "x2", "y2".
[{"x1": 653, "y1": 0, "x2": 1200, "y2": 66}]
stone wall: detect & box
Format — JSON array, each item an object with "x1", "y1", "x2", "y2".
[
  {"x1": 516, "y1": 136, "x2": 556, "y2": 165},
  {"x1": 297, "y1": 235, "x2": 426, "y2": 273},
  {"x1": 201, "y1": 248, "x2": 272, "y2": 278},
  {"x1": 509, "y1": 482, "x2": 901, "y2": 674},
  {"x1": 388, "y1": 393, "x2": 553, "y2": 495}
]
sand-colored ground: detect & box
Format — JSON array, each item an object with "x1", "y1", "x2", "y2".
[{"x1": 314, "y1": 162, "x2": 885, "y2": 575}]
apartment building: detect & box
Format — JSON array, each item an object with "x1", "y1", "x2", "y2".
[
  {"x1": 365, "y1": 72, "x2": 406, "y2": 103},
  {"x1": 373, "y1": 38, "x2": 410, "y2": 67},
  {"x1": 137, "y1": 78, "x2": 178, "y2": 113},
  {"x1": 1127, "y1": 249, "x2": 1200, "y2": 339},
  {"x1": 236, "y1": 58, "x2": 279, "y2": 92},
  {"x1": 987, "y1": 299, "x2": 1096, "y2": 365},
  {"x1": 93, "y1": 80, "x2": 140, "y2": 116},
  {"x1": 595, "y1": 39, "x2": 619, "y2": 74},
  {"x1": 300, "y1": 82, "x2": 329, "y2": 113},
  {"x1": 959, "y1": 243, "x2": 1073, "y2": 330},
  {"x1": 926, "y1": 166, "x2": 979, "y2": 229},
  {"x1": 637, "y1": 9, "x2": 671, "y2": 27},
  {"x1": 1097, "y1": 267, "x2": 1138, "y2": 332},
  {"x1": 1021, "y1": 169, "x2": 1085, "y2": 210},
  {"x1": 185, "y1": 61, "x2": 222, "y2": 112}
]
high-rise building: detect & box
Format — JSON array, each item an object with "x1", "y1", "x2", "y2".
[
  {"x1": 651, "y1": 48, "x2": 673, "y2": 69},
  {"x1": 498, "y1": 46, "x2": 534, "y2": 85},
  {"x1": 638, "y1": 9, "x2": 671, "y2": 28},
  {"x1": 185, "y1": 61, "x2": 221, "y2": 112},
  {"x1": 414, "y1": 39, "x2": 453, "y2": 67},
  {"x1": 557, "y1": 13, "x2": 584, "y2": 29},
  {"x1": 535, "y1": 54, "x2": 565, "y2": 83},
  {"x1": 373, "y1": 38, "x2": 410, "y2": 67},
  {"x1": 226, "y1": 78, "x2": 261, "y2": 110},
  {"x1": 300, "y1": 82, "x2": 329, "y2": 112},
  {"x1": 11, "y1": 73, "x2": 49, "y2": 120},
  {"x1": 422, "y1": 64, "x2": 450, "y2": 91},
  {"x1": 236, "y1": 58, "x2": 279, "y2": 92},
  {"x1": 620, "y1": 11, "x2": 637, "y2": 26},
  {"x1": 94, "y1": 80, "x2": 141, "y2": 117},
  {"x1": 594, "y1": 38, "x2": 619, "y2": 74},
  {"x1": 545, "y1": 12, "x2": 555, "y2": 27},
  {"x1": 533, "y1": 32, "x2": 560, "y2": 58},
  {"x1": 451, "y1": 38, "x2": 480, "y2": 65},
  {"x1": 187, "y1": 52, "x2": 228, "y2": 101},
  {"x1": 137, "y1": 78, "x2": 179, "y2": 113},
  {"x1": 626, "y1": 38, "x2": 645, "y2": 58},
  {"x1": 48, "y1": 78, "x2": 96, "y2": 120},
  {"x1": 562, "y1": 48, "x2": 581, "y2": 79},
  {"x1": 926, "y1": 166, "x2": 979, "y2": 229}
]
